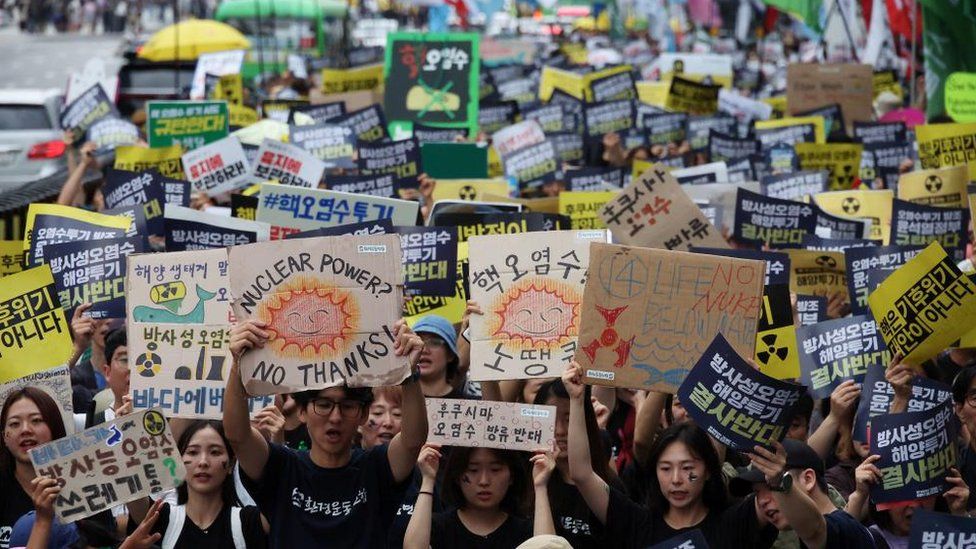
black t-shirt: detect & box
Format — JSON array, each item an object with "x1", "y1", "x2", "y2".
[
  {"x1": 386, "y1": 469, "x2": 445, "y2": 549},
  {"x1": 284, "y1": 424, "x2": 311, "y2": 451},
  {"x1": 241, "y1": 443, "x2": 408, "y2": 549},
  {"x1": 548, "y1": 473, "x2": 606, "y2": 549},
  {"x1": 957, "y1": 442, "x2": 976, "y2": 509},
  {"x1": 604, "y1": 487, "x2": 777, "y2": 549},
  {"x1": 0, "y1": 468, "x2": 32, "y2": 549},
  {"x1": 133, "y1": 503, "x2": 266, "y2": 549},
  {"x1": 800, "y1": 510, "x2": 875, "y2": 549},
  {"x1": 430, "y1": 509, "x2": 532, "y2": 549}
]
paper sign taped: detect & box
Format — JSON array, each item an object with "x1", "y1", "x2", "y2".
[{"x1": 426, "y1": 398, "x2": 556, "y2": 451}]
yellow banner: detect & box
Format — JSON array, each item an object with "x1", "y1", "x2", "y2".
[
  {"x1": 814, "y1": 189, "x2": 893, "y2": 244},
  {"x1": 869, "y1": 242, "x2": 976, "y2": 364},
  {"x1": 115, "y1": 144, "x2": 185, "y2": 180},
  {"x1": 916, "y1": 122, "x2": 976, "y2": 180},
  {"x1": 583, "y1": 65, "x2": 634, "y2": 102},
  {"x1": 488, "y1": 146, "x2": 503, "y2": 178},
  {"x1": 0, "y1": 240, "x2": 24, "y2": 277},
  {"x1": 0, "y1": 265, "x2": 73, "y2": 382},
  {"x1": 755, "y1": 116, "x2": 826, "y2": 144},
  {"x1": 228, "y1": 104, "x2": 259, "y2": 128},
  {"x1": 432, "y1": 179, "x2": 510, "y2": 202},
  {"x1": 24, "y1": 204, "x2": 133, "y2": 253},
  {"x1": 405, "y1": 241, "x2": 467, "y2": 325},
  {"x1": 213, "y1": 74, "x2": 243, "y2": 106},
  {"x1": 873, "y1": 71, "x2": 904, "y2": 102},
  {"x1": 559, "y1": 191, "x2": 614, "y2": 230},
  {"x1": 539, "y1": 66, "x2": 585, "y2": 102},
  {"x1": 898, "y1": 165, "x2": 969, "y2": 208},
  {"x1": 636, "y1": 81, "x2": 669, "y2": 108},
  {"x1": 795, "y1": 142, "x2": 863, "y2": 190},
  {"x1": 786, "y1": 249, "x2": 848, "y2": 299},
  {"x1": 762, "y1": 96, "x2": 788, "y2": 118},
  {"x1": 321, "y1": 63, "x2": 384, "y2": 95},
  {"x1": 755, "y1": 289, "x2": 800, "y2": 380}
]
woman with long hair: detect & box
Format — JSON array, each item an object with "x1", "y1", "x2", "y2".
[
  {"x1": 1, "y1": 388, "x2": 67, "y2": 549},
  {"x1": 404, "y1": 444, "x2": 556, "y2": 548},
  {"x1": 562, "y1": 362, "x2": 777, "y2": 549},
  {"x1": 126, "y1": 420, "x2": 268, "y2": 548}
]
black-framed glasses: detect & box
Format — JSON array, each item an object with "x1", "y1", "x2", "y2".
[
  {"x1": 965, "y1": 390, "x2": 976, "y2": 409},
  {"x1": 311, "y1": 398, "x2": 363, "y2": 418}
]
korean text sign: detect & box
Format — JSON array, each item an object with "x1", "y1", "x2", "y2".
[
  {"x1": 0, "y1": 265, "x2": 73, "y2": 382},
  {"x1": 426, "y1": 398, "x2": 556, "y2": 451}
]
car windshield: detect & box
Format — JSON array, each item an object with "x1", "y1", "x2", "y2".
[
  {"x1": 0, "y1": 105, "x2": 51, "y2": 130},
  {"x1": 120, "y1": 67, "x2": 195, "y2": 90}
]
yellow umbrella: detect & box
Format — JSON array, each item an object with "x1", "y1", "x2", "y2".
[{"x1": 138, "y1": 19, "x2": 251, "y2": 62}]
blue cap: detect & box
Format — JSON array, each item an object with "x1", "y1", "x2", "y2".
[
  {"x1": 412, "y1": 315, "x2": 458, "y2": 358},
  {"x1": 10, "y1": 511, "x2": 79, "y2": 548}
]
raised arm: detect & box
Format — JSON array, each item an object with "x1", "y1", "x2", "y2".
[
  {"x1": 387, "y1": 319, "x2": 428, "y2": 482},
  {"x1": 845, "y1": 455, "x2": 880, "y2": 521},
  {"x1": 224, "y1": 320, "x2": 272, "y2": 482},
  {"x1": 562, "y1": 362, "x2": 610, "y2": 524},
  {"x1": 57, "y1": 142, "x2": 97, "y2": 206},
  {"x1": 750, "y1": 442, "x2": 827, "y2": 549},
  {"x1": 886, "y1": 354, "x2": 913, "y2": 414},
  {"x1": 807, "y1": 380, "x2": 859, "y2": 460},
  {"x1": 531, "y1": 451, "x2": 557, "y2": 536},
  {"x1": 633, "y1": 391, "x2": 667, "y2": 465},
  {"x1": 403, "y1": 444, "x2": 441, "y2": 549}
]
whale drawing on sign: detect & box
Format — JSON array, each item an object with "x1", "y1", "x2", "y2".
[{"x1": 133, "y1": 285, "x2": 217, "y2": 323}]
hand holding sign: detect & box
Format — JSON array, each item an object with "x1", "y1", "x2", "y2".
[
  {"x1": 229, "y1": 319, "x2": 269, "y2": 361},
  {"x1": 747, "y1": 440, "x2": 788, "y2": 486}
]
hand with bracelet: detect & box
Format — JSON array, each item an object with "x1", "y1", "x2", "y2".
[{"x1": 417, "y1": 443, "x2": 442, "y2": 496}]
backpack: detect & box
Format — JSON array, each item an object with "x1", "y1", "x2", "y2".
[{"x1": 161, "y1": 505, "x2": 246, "y2": 549}]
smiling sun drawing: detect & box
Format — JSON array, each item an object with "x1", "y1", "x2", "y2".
[
  {"x1": 489, "y1": 278, "x2": 580, "y2": 348},
  {"x1": 258, "y1": 276, "x2": 359, "y2": 359}
]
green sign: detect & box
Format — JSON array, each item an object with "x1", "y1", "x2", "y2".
[
  {"x1": 146, "y1": 100, "x2": 229, "y2": 150},
  {"x1": 420, "y1": 142, "x2": 488, "y2": 179},
  {"x1": 383, "y1": 32, "x2": 480, "y2": 139}
]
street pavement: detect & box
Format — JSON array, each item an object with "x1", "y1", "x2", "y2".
[{"x1": 0, "y1": 28, "x2": 124, "y2": 90}]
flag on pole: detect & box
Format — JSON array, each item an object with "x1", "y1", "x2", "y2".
[{"x1": 763, "y1": 0, "x2": 824, "y2": 32}]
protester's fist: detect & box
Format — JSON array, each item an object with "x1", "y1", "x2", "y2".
[
  {"x1": 561, "y1": 362, "x2": 586, "y2": 401},
  {"x1": 530, "y1": 450, "x2": 557, "y2": 488},
  {"x1": 80, "y1": 141, "x2": 98, "y2": 167},
  {"x1": 71, "y1": 303, "x2": 95, "y2": 351},
  {"x1": 826, "y1": 292, "x2": 850, "y2": 319},
  {"x1": 885, "y1": 353, "x2": 914, "y2": 400},
  {"x1": 828, "y1": 380, "x2": 860, "y2": 423},
  {"x1": 748, "y1": 441, "x2": 787, "y2": 487},
  {"x1": 30, "y1": 476, "x2": 60, "y2": 519},
  {"x1": 229, "y1": 319, "x2": 269, "y2": 361},
  {"x1": 417, "y1": 444, "x2": 442, "y2": 480},
  {"x1": 252, "y1": 404, "x2": 286, "y2": 442},
  {"x1": 853, "y1": 454, "x2": 881, "y2": 496}
]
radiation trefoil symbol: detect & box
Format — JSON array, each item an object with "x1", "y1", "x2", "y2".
[
  {"x1": 756, "y1": 333, "x2": 789, "y2": 365},
  {"x1": 925, "y1": 175, "x2": 943, "y2": 193},
  {"x1": 842, "y1": 197, "x2": 861, "y2": 215},
  {"x1": 581, "y1": 305, "x2": 633, "y2": 368}
]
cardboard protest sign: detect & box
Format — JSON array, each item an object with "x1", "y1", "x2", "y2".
[
  {"x1": 394, "y1": 226, "x2": 458, "y2": 297},
  {"x1": 853, "y1": 363, "x2": 953, "y2": 442},
  {"x1": 754, "y1": 284, "x2": 800, "y2": 379},
  {"x1": 575, "y1": 243, "x2": 764, "y2": 391},
  {"x1": 583, "y1": 100, "x2": 635, "y2": 137},
  {"x1": 357, "y1": 137, "x2": 422, "y2": 189},
  {"x1": 796, "y1": 295, "x2": 828, "y2": 326},
  {"x1": 190, "y1": 49, "x2": 244, "y2": 99},
  {"x1": 845, "y1": 246, "x2": 925, "y2": 315},
  {"x1": 599, "y1": 164, "x2": 726, "y2": 251},
  {"x1": 733, "y1": 189, "x2": 817, "y2": 247},
  {"x1": 0, "y1": 240, "x2": 24, "y2": 277},
  {"x1": 431, "y1": 179, "x2": 509, "y2": 202},
  {"x1": 164, "y1": 204, "x2": 270, "y2": 251},
  {"x1": 502, "y1": 140, "x2": 561, "y2": 190},
  {"x1": 869, "y1": 242, "x2": 976, "y2": 364},
  {"x1": 853, "y1": 121, "x2": 907, "y2": 144},
  {"x1": 815, "y1": 190, "x2": 893, "y2": 244},
  {"x1": 383, "y1": 32, "x2": 480, "y2": 137},
  {"x1": 761, "y1": 170, "x2": 829, "y2": 201},
  {"x1": 691, "y1": 248, "x2": 791, "y2": 287},
  {"x1": 898, "y1": 165, "x2": 969, "y2": 208},
  {"x1": 666, "y1": 77, "x2": 720, "y2": 115},
  {"x1": 24, "y1": 204, "x2": 131, "y2": 267},
  {"x1": 59, "y1": 84, "x2": 118, "y2": 142},
  {"x1": 254, "y1": 184, "x2": 419, "y2": 239},
  {"x1": 916, "y1": 122, "x2": 976, "y2": 180},
  {"x1": 0, "y1": 366, "x2": 74, "y2": 433},
  {"x1": 327, "y1": 173, "x2": 397, "y2": 198},
  {"x1": 228, "y1": 235, "x2": 410, "y2": 394},
  {"x1": 86, "y1": 117, "x2": 139, "y2": 153},
  {"x1": 426, "y1": 398, "x2": 556, "y2": 451},
  {"x1": 468, "y1": 230, "x2": 605, "y2": 381},
  {"x1": 795, "y1": 143, "x2": 863, "y2": 190},
  {"x1": 0, "y1": 265, "x2": 73, "y2": 383},
  {"x1": 321, "y1": 64, "x2": 384, "y2": 94},
  {"x1": 870, "y1": 399, "x2": 957, "y2": 504},
  {"x1": 910, "y1": 510, "x2": 976, "y2": 548},
  {"x1": 786, "y1": 63, "x2": 873, "y2": 134},
  {"x1": 45, "y1": 237, "x2": 142, "y2": 319},
  {"x1": 559, "y1": 191, "x2": 614, "y2": 230},
  {"x1": 30, "y1": 409, "x2": 185, "y2": 522},
  {"x1": 126, "y1": 248, "x2": 233, "y2": 325},
  {"x1": 181, "y1": 135, "x2": 250, "y2": 195},
  {"x1": 889, "y1": 200, "x2": 968, "y2": 262},
  {"x1": 288, "y1": 124, "x2": 356, "y2": 170},
  {"x1": 146, "y1": 100, "x2": 228, "y2": 150},
  {"x1": 678, "y1": 333, "x2": 803, "y2": 451},
  {"x1": 648, "y1": 530, "x2": 710, "y2": 549},
  {"x1": 251, "y1": 138, "x2": 326, "y2": 189},
  {"x1": 785, "y1": 249, "x2": 847, "y2": 298},
  {"x1": 115, "y1": 144, "x2": 185, "y2": 180},
  {"x1": 797, "y1": 315, "x2": 889, "y2": 399}
]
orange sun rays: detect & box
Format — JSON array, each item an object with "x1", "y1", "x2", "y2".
[
  {"x1": 489, "y1": 278, "x2": 580, "y2": 348},
  {"x1": 257, "y1": 276, "x2": 359, "y2": 359}
]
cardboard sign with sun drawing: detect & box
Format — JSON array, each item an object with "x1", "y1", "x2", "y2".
[
  {"x1": 229, "y1": 235, "x2": 411, "y2": 395},
  {"x1": 468, "y1": 230, "x2": 609, "y2": 381}
]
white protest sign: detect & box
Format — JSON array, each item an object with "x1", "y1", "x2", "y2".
[
  {"x1": 426, "y1": 398, "x2": 557, "y2": 451},
  {"x1": 190, "y1": 50, "x2": 245, "y2": 100},
  {"x1": 251, "y1": 138, "x2": 327, "y2": 188},
  {"x1": 491, "y1": 120, "x2": 546, "y2": 157},
  {"x1": 182, "y1": 135, "x2": 251, "y2": 195}
]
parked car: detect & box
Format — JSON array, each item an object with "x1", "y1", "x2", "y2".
[
  {"x1": 0, "y1": 88, "x2": 68, "y2": 190},
  {"x1": 116, "y1": 59, "x2": 196, "y2": 118}
]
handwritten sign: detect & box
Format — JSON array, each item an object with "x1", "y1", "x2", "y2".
[
  {"x1": 945, "y1": 72, "x2": 976, "y2": 123},
  {"x1": 126, "y1": 248, "x2": 233, "y2": 326},
  {"x1": 869, "y1": 242, "x2": 976, "y2": 364},
  {"x1": 229, "y1": 235, "x2": 410, "y2": 395},
  {"x1": 29, "y1": 409, "x2": 185, "y2": 522},
  {"x1": 678, "y1": 333, "x2": 803, "y2": 451},
  {"x1": 181, "y1": 135, "x2": 250, "y2": 195},
  {"x1": 469, "y1": 230, "x2": 605, "y2": 381},
  {"x1": 786, "y1": 63, "x2": 873, "y2": 134},
  {"x1": 870, "y1": 400, "x2": 957, "y2": 504},
  {"x1": 575, "y1": 243, "x2": 764, "y2": 391},
  {"x1": 0, "y1": 366, "x2": 74, "y2": 434},
  {"x1": 426, "y1": 398, "x2": 555, "y2": 451}
]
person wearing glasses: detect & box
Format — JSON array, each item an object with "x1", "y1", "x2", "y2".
[
  {"x1": 223, "y1": 318, "x2": 427, "y2": 549},
  {"x1": 85, "y1": 328, "x2": 134, "y2": 428},
  {"x1": 411, "y1": 315, "x2": 470, "y2": 400}
]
